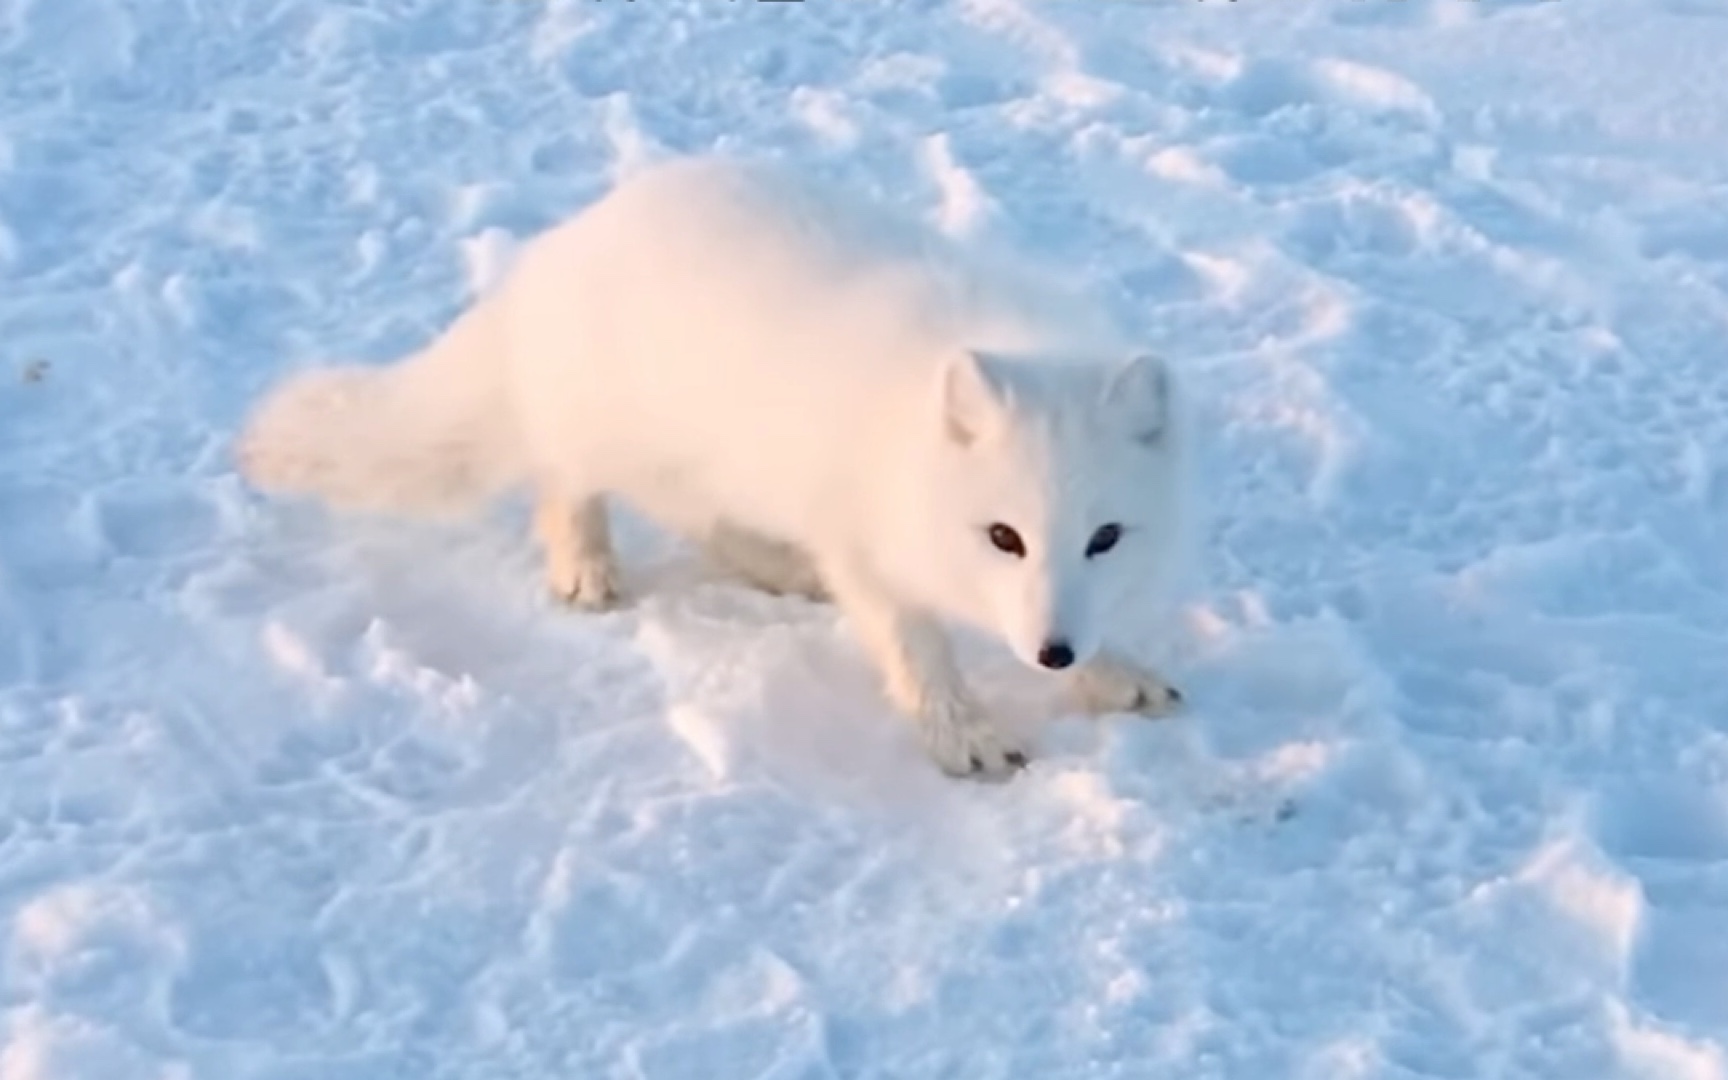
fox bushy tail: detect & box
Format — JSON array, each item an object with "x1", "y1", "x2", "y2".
[{"x1": 235, "y1": 297, "x2": 527, "y2": 517}]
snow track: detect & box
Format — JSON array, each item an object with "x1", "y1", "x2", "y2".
[{"x1": 3, "y1": 0, "x2": 1727, "y2": 1076}]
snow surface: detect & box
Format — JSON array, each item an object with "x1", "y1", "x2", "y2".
[{"x1": 4, "y1": 0, "x2": 1728, "y2": 1076}]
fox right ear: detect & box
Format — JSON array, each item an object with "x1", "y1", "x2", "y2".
[{"x1": 939, "y1": 350, "x2": 1009, "y2": 447}]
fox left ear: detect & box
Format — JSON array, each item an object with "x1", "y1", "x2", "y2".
[{"x1": 1101, "y1": 352, "x2": 1171, "y2": 446}]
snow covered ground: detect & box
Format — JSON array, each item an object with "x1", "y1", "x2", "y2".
[{"x1": 4, "y1": 0, "x2": 1728, "y2": 1075}]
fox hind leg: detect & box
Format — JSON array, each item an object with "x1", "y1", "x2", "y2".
[{"x1": 537, "y1": 489, "x2": 621, "y2": 611}]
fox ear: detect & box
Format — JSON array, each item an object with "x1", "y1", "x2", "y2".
[
  {"x1": 1101, "y1": 352, "x2": 1171, "y2": 446},
  {"x1": 939, "y1": 349, "x2": 1010, "y2": 447}
]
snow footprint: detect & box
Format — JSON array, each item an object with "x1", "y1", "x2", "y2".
[
  {"x1": 1590, "y1": 781, "x2": 1728, "y2": 1032},
  {"x1": 90, "y1": 481, "x2": 223, "y2": 562},
  {"x1": 167, "y1": 930, "x2": 337, "y2": 1044},
  {"x1": 1180, "y1": 54, "x2": 1442, "y2": 194},
  {"x1": 1331, "y1": 0, "x2": 1472, "y2": 29},
  {"x1": 9, "y1": 883, "x2": 183, "y2": 1016},
  {"x1": 1220, "y1": 57, "x2": 1437, "y2": 125},
  {"x1": 1663, "y1": 0, "x2": 1728, "y2": 17},
  {"x1": 1330, "y1": 0, "x2": 1554, "y2": 29},
  {"x1": 1595, "y1": 781, "x2": 1728, "y2": 865},
  {"x1": 526, "y1": 853, "x2": 675, "y2": 980}
]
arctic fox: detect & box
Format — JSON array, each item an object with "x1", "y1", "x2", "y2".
[{"x1": 237, "y1": 156, "x2": 1193, "y2": 779}]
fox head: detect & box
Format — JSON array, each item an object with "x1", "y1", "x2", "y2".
[{"x1": 911, "y1": 347, "x2": 1188, "y2": 672}]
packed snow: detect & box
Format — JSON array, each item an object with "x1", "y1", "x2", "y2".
[{"x1": 4, "y1": 0, "x2": 1728, "y2": 1076}]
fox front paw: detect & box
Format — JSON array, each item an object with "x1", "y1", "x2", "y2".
[
  {"x1": 549, "y1": 557, "x2": 621, "y2": 612},
  {"x1": 1072, "y1": 656, "x2": 1184, "y2": 718},
  {"x1": 912, "y1": 689, "x2": 1029, "y2": 780}
]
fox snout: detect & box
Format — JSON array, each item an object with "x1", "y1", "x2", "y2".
[
  {"x1": 1009, "y1": 592, "x2": 1100, "y2": 673},
  {"x1": 1035, "y1": 640, "x2": 1076, "y2": 670},
  {"x1": 1024, "y1": 631, "x2": 1098, "y2": 671}
]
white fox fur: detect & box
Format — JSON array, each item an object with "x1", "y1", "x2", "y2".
[{"x1": 237, "y1": 156, "x2": 1195, "y2": 779}]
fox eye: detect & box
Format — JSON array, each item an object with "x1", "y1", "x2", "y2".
[
  {"x1": 986, "y1": 523, "x2": 1026, "y2": 558},
  {"x1": 1085, "y1": 523, "x2": 1123, "y2": 558}
]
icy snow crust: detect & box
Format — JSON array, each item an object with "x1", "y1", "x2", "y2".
[{"x1": 3, "y1": 0, "x2": 1728, "y2": 1076}]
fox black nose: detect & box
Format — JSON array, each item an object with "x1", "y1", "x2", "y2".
[{"x1": 1036, "y1": 640, "x2": 1075, "y2": 670}]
